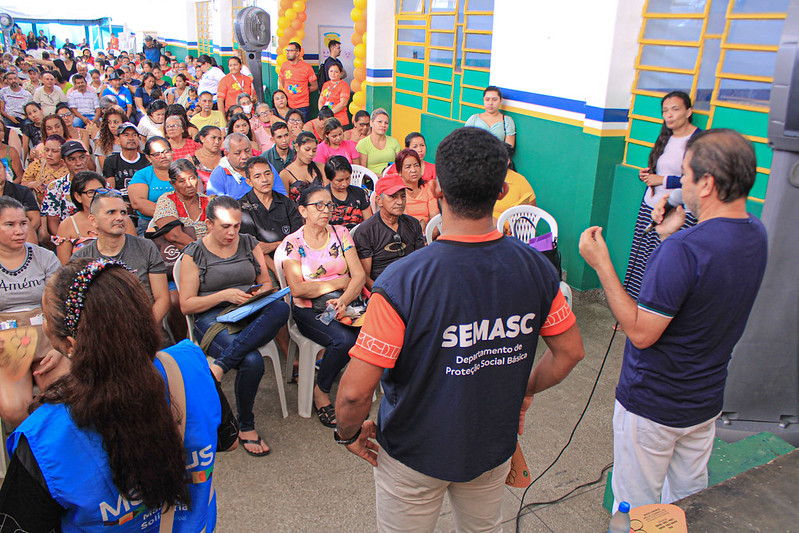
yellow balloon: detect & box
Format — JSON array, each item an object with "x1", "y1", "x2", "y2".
[
  {"x1": 354, "y1": 43, "x2": 366, "y2": 59},
  {"x1": 362, "y1": 32, "x2": 367, "y2": 46},
  {"x1": 295, "y1": 29, "x2": 305, "y2": 41},
  {"x1": 353, "y1": 91, "x2": 366, "y2": 108},
  {"x1": 354, "y1": 0, "x2": 367, "y2": 10},
  {"x1": 349, "y1": 101, "x2": 360, "y2": 115},
  {"x1": 276, "y1": 55, "x2": 287, "y2": 66},
  {"x1": 277, "y1": 17, "x2": 289, "y2": 29},
  {"x1": 276, "y1": 27, "x2": 285, "y2": 38},
  {"x1": 293, "y1": 0, "x2": 306, "y2": 12},
  {"x1": 353, "y1": 57, "x2": 363, "y2": 69},
  {"x1": 351, "y1": 8, "x2": 363, "y2": 23},
  {"x1": 285, "y1": 8, "x2": 297, "y2": 20}
]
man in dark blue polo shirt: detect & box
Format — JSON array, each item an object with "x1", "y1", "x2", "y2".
[
  {"x1": 334, "y1": 127, "x2": 585, "y2": 531},
  {"x1": 579, "y1": 129, "x2": 768, "y2": 512}
]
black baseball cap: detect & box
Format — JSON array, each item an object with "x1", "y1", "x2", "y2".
[{"x1": 61, "y1": 140, "x2": 88, "y2": 158}]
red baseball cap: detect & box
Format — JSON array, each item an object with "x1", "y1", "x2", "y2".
[{"x1": 375, "y1": 173, "x2": 407, "y2": 197}]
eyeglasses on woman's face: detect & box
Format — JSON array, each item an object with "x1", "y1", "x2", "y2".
[{"x1": 304, "y1": 201, "x2": 336, "y2": 212}]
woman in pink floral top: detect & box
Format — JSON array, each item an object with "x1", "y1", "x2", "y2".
[{"x1": 277, "y1": 185, "x2": 366, "y2": 428}]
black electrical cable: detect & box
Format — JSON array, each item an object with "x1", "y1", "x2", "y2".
[{"x1": 514, "y1": 227, "x2": 648, "y2": 531}]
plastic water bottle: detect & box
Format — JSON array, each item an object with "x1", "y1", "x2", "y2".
[
  {"x1": 319, "y1": 302, "x2": 336, "y2": 325},
  {"x1": 608, "y1": 501, "x2": 631, "y2": 533}
]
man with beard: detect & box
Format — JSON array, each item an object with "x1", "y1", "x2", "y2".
[
  {"x1": 0, "y1": 71, "x2": 32, "y2": 127},
  {"x1": 102, "y1": 123, "x2": 150, "y2": 190}
]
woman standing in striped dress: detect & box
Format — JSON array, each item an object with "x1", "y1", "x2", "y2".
[{"x1": 624, "y1": 91, "x2": 699, "y2": 299}]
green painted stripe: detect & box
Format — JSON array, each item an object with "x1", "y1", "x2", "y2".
[
  {"x1": 629, "y1": 118, "x2": 661, "y2": 144},
  {"x1": 462, "y1": 86, "x2": 484, "y2": 107},
  {"x1": 396, "y1": 91, "x2": 424, "y2": 109},
  {"x1": 692, "y1": 114, "x2": 709, "y2": 129},
  {"x1": 460, "y1": 104, "x2": 478, "y2": 121},
  {"x1": 396, "y1": 75, "x2": 425, "y2": 94},
  {"x1": 396, "y1": 60, "x2": 425, "y2": 78},
  {"x1": 625, "y1": 142, "x2": 651, "y2": 168},
  {"x1": 462, "y1": 69, "x2": 489, "y2": 88},
  {"x1": 632, "y1": 94, "x2": 663, "y2": 119},
  {"x1": 428, "y1": 80, "x2": 452, "y2": 99},
  {"x1": 427, "y1": 98, "x2": 452, "y2": 118},
  {"x1": 428, "y1": 64, "x2": 453, "y2": 83},
  {"x1": 747, "y1": 199, "x2": 763, "y2": 218},
  {"x1": 749, "y1": 171, "x2": 769, "y2": 200},
  {"x1": 752, "y1": 140, "x2": 773, "y2": 170},
  {"x1": 711, "y1": 106, "x2": 768, "y2": 139}
]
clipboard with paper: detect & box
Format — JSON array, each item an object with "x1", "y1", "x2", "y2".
[{"x1": 216, "y1": 287, "x2": 291, "y2": 323}]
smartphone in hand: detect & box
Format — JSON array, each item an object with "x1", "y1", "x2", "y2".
[{"x1": 246, "y1": 284, "x2": 262, "y2": 295}]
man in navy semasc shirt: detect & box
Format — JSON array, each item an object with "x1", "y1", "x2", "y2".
[{"x1": 335, "y1": 127, "x2": 585, "y2": 531}]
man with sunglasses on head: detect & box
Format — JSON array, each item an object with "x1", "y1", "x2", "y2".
[
  {"x1": 353, "y1": 173, "x2": 425, "y2": 290},
  {"x1": 71, "y1": 186, "x2": 170, "y2": 336}
]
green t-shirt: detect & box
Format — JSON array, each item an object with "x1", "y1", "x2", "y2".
[{"x1": 356, "y1": 135, "x2": 401, "y2": 175}]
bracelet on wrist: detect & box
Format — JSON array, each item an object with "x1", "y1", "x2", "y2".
[{"x1": 334, "y1": 426, "x2": 362, "y2": 445}]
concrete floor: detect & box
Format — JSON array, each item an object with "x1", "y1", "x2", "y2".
[{"x1": 213, "y1": 292, "x2": 625, "y2": 532}]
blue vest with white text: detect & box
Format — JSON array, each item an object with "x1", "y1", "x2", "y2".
[
  {"x1": 373, "y1": 235, "x2": 560, "y2": 482},
  {"x1": 8, "y1": 340, "x2": 221, "y2": 532}
]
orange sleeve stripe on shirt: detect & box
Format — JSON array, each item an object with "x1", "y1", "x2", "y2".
[
  {"x1": 350, "y1": 292, "x2": 406, "y2": 369},
  {"x1": 540, "y1": 289, "x2": 576, "y2": 336}
]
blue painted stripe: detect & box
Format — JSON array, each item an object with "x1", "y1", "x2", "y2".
[
  {"x1": 367, "y1": 68, "x2": 393, "y2": 78},
  {"x1": 500, "y1": 87, "x2": 629, "y2": 124}
]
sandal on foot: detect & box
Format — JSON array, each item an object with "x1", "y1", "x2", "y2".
[
  {"x1": 239, "y1": 436, "x2": 271, "y2": 457},
  {"x1": 315, "y1": 404, "x2": 336, "y2": 428}
]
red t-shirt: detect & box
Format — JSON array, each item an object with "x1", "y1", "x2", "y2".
[
  {"x1": 320, "y1": 80, "x2": 351, "y2": 125},
  {"x1": 217, "y1": 73, "x2": 254, "y2": 110},
  {"x1": 279, "y1": 60, "x2": 317, "y2": 109}
]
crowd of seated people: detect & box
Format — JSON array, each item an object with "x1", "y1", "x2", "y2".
[{"x1": 1, "y1": 37, "x2": 539, "y2": 457}]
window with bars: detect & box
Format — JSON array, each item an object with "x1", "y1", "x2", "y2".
[
  {"x1": 394, "y1": 0, "x2": 494, "y2": 121},
  {"x1": 624, "y1": 0, "x2": 789, "y2": 211},
  {"x1": 196, "y1": 1, "x2": 212, "y2": 55}
]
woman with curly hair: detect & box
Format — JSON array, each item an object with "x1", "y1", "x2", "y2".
[
  {"x1": 95, "y1": 106, "x2": 127, "y2": 169},
  {"x1": 0, "y1": 257, "x2": 238, "y2": 530}
]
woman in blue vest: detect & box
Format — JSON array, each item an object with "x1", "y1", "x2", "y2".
[{"x1": 0, "y1": 258, "x2": 238, "y2": 531}]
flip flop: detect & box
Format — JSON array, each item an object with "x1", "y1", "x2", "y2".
[{"x1": 239, "y1": 436, "x2": 271, "y2": 457}]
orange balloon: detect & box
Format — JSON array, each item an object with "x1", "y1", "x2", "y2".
[
  {"x1": 281, "y1": 0, "x2": 293, "y2": 9},
  {"x1": 297, "y1": 12, "x2": 307, "y2": 22},
  {"x1": 291, "y1": 19, "x2": 303, "y2": 30},
  {"x1": 295, "y1": 29, "x2": 305, "y2": 41},
  {"x1": 293, "y1": 0, "x2": 306, "y2": 12},
  {"x1": 351, "y1": 79, "x2": 361, "y2": 93},
  {"x1": 351, "y1": 33, "x2": 361, "y2": 46},
  {"x1": 354, "y1": 67, "x2": 366, "y2": 82},
  {"x1": 351, "y1": 8, "x2": 363, "y2": 23},
  {"x1": 354, "y1": 19, "x2": 366, "y2": 35},
  {"x1": 278, "y1": 36, "x2": 290, "y2": 48}
]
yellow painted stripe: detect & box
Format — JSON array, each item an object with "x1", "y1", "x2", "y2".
[
  {"x1": 644, "y1": 13, "x2": 705, "y2": 19},
  {"x1": 727, "y1": 13, "x2": 786, "y2": 20},
  {"x1": 628, "y1": 114, "x2": 662, "y2": 123},
  {"x1": 747, "y1": 196, "x2": 765, "y2": 203},
  {"x1": 365, "y1": 80, "x2": 393, "y2": 87},
  {"x1": 640, "y1": 39, "x2": 701, "y2": 47},
  {"x1": 717, "y1": 73, "x2": 772, "y2": 83},
  {"x1": 501, "y1": 103, "x2": 584, "y2": 128},
  {"x1": 756, "y1": 167, "x2": 771, "y2": 175},
  {"x1": 583, "y1": 126, "x2": 628, "y2": 137},
  {"x1": 710, "y1": 100, "x2": 769, "y2": 112},
  {"x1": 636, "y1": 65, "x2": 695, "y2": 75},
  {"x1": 721, "y1": 43, "x2": 779, "y2": 52},
  {"x1": 628, "y1": 138, "x2": 655, "y2": 148}
]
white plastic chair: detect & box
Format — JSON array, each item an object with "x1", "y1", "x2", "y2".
[
  {"x1": 350, "y1": 164, "x2": 378, "y2": 193},
  {"x1": 273, "y1": 247, "x2": 326, "y2": 419},
  {"x1": 496, "y1": 206, "x2": 573, "y2": 308},
  {"x1": 425, "y1": 213, "x2": 442, "y2": 245},
  {"x1": 174, "y1": 254, "x2": 289, "y2": 418}
]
